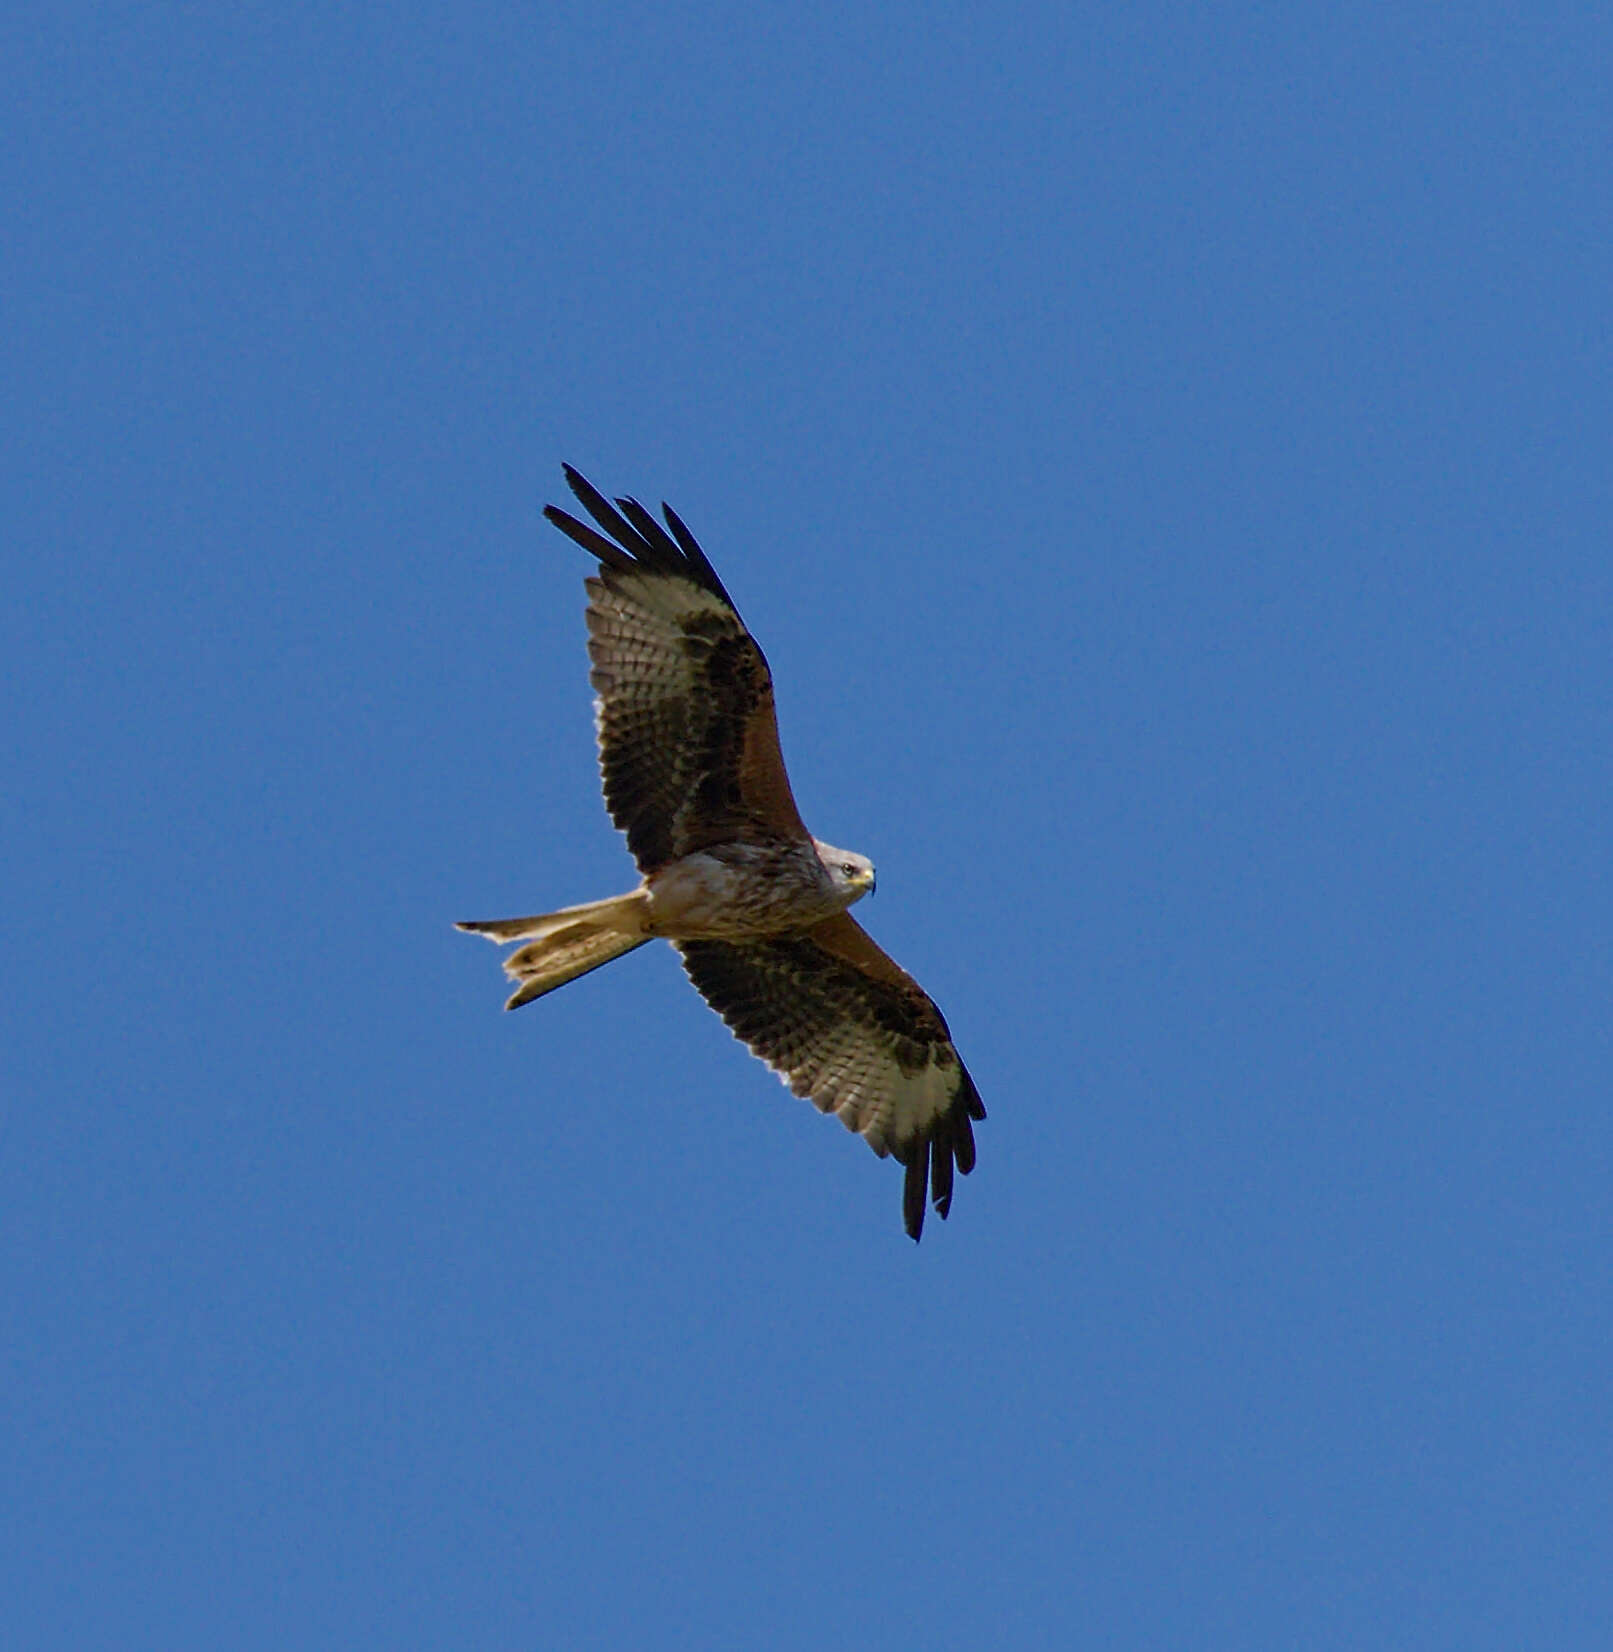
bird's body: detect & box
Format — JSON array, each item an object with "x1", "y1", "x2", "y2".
[
  {"x1": 647, "y1": 838, "x2": 871, "y2": 938},
  {"x1": 459, "y1": 466, "x2": 984, "y2": 1238}
]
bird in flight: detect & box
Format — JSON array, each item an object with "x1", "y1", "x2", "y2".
[{"x1": 459, "y1": 466, "x2": 985, "y2": 1239}]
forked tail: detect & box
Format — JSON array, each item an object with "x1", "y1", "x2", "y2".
[{"x1": 456, "y1": 890, "x2": 652, "y2": 1009}]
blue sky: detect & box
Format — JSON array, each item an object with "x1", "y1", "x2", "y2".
[{"x1": 6, "y1": 3, "x2": 1610, "y2": 1646}]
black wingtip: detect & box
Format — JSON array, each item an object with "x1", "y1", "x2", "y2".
[
  {"x1": 902, "y1": 1141, "x2": 929, "y2": 1241},
  {"x1": 930, "y1": 1131, "x2": 956, "y2": 1220},
  {"x1": 558, "y1": 465, "x2": 649, "y2": 553},
  {"x1": 902, "y1": 1070, "x2": 984, "y2": 1239},
  {"x1": 546, "y1": 465, "x2": 739, "y2": 613},
  {"x1": 543, "y1": 500, "x2": 638, "y2": 572}
]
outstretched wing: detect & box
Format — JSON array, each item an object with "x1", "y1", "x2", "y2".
[
  {"x1": 544, "y1": 466, "x2": 810, "y2": 875},
  {"x1": 676, "y1": 913, "x2": 986, "y2": 1240}
]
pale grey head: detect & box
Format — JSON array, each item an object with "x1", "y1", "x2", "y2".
[{"x1": 813, "y1": 839, "x2": 876, "y2": 905}]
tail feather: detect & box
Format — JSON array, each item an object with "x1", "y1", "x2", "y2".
[
  {"x1": 456, "y1": 914, "x2": 558, "y2": 943},
  {"x1": 455, "y1": 890, "x2": 652, "y2": 1009}
]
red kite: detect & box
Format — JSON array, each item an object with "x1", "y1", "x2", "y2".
[{"x1": 460, "y1": 468, "x2": 984, "y2": 1239}]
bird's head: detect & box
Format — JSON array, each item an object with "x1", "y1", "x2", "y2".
[{"x1": 814, "y1": 840, "x2": 876, "y2": 906}]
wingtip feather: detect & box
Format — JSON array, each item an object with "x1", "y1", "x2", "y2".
[
  {"x1": 931, "y1": 1134, "x2": 956, "y2": 1218},
  {"x1": 546, "y1": 467, "x2": 739, "y2": 613},
  {"x1": 903, "y1": 1140, "x2": 929, "y2": 1241}
]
